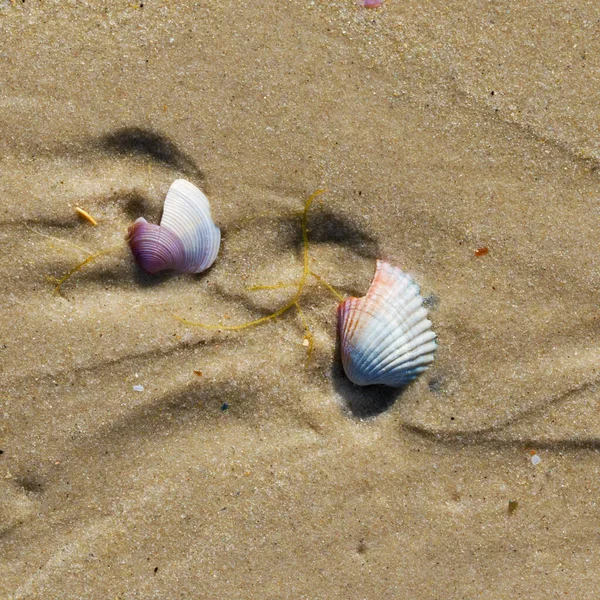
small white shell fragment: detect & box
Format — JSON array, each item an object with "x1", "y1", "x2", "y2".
[
  {"x1": 531, "y1": 454, "x2": 541, "y2": 466},
  {"x1": 128, "y1": 179, "x2": 221, "y2": 275},
  {"x1": 338, "y1": 260, "x2": 437, "y2": 387},
  {"x1": 133, "y1": 384, "x2": 145, "y2": 392}
]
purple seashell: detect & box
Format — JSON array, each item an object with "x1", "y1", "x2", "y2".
[
  {"x1": 128, "y1": 179, "x2": 221, "y2": 275},
  {"x1": 128, "y1": 219, "x2": 186, "y2": 275}
]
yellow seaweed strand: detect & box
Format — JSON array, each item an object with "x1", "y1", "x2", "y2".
[
  {"x1": 175, "y1": 295, "x2": 298, "y2": 331},
  {"x1": 301, "y1": 190, "x2": 325, "y2": 281},
  {"x1": 176, "y1": 189, "x2": 326, "y2": 331},
  {"x1": 309, "y1": 270, "x2": 345, "y2": 302},
  {"x1": 52, "y1": 244, "x2": 123, "y2": 296}
]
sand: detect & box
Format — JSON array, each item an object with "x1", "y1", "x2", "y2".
[{"x1": 1, "y1": 0, "x2": 600, "y2": 597}]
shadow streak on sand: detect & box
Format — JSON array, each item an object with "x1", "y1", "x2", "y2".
[
  {"x1": 176, "y1": 282, "x2": 325, "y2": 330},
  {"x1": 280, "y1": 209, "x2": 380, "y2": 261},
  {"x1": 403, "y1": 379, "x2": 600, "y2": 450},
  {"x1": 132, "y1": 263, "x2": 220, "y2": 288},
  {"x1": 298, "y1": 209, "x2": 380, "y2": 260},
  {"x1": 52, "y1": 259, "x2": 219, "y2": 294},
  {"x1": 224, "y1": 209, "x2": 380, "y2": 262},
  {"x1": 331, "y1": 335, "x2": 407, "y2": 419},
  {"x1": 94, "y1": 127, "x2": 204, "y2": 181},
  {"x1": 2, "y1": 378, "x2": 251, "y2": 539},
  {"x1": 404, "y1": 422, "x2": 600, "y2": 452},
  {"x1": 3, "y1": 331, "x2": 229, "y2": 389},
  {"x1": 110, "y1": 190, "x2": 157, "y2": 221},
  {"x1": 92, "y1": 379, "x2": 241, "y2": 452}
]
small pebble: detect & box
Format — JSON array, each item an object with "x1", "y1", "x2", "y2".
[
  {"x1": 133, "y1": 384, "x2": 144, "y2": 392},
  {"x1": 531, "y1": 454, "x2": 541, "y2": 466}
]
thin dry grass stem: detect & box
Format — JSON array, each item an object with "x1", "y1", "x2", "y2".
[
  {"x1": 25, "y1": 224, "x2": 94, "y2": 256},
  {"x1": 246, "y1": 282, "x2": 298, "y2": 291},
  {"x1": 28, "y1": 223, "x2": 127, "y2": 296},
  {"x1": 248, "y1": 272, "x2": 344, "y2": 300},
  {"x1": 50, "y1": 244, "x2": 125, "y2": 296}
]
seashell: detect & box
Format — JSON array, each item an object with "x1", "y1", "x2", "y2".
[
  {"x1": 128, "y1": 179, "x2": 221, "y2": 275},
  {"x1": 338, "y1": 260, "x2": 437, "y2": 387}
]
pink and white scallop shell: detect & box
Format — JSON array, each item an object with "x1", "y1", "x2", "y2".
[
  {"x1": 128, "y1": 179, "x2": 221, "y2": 275},
  {"x1": 338, "y1": 260, "x2": 437, "y2": 387}
]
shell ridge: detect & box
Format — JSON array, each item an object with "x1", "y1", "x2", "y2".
[
  {"x1": 360, "y1": 330, "x2": 427, "y2": 379},
  {"x1": 343, "y1": 304, "x2": 394, "y2": 375},
  {"x1": 130, "y1": 179, "x2": 221, "y2": 274},
  {"x1": 162, "y1": 196, "x2": 219, "y2": 272},
  {"x1": 339, "y1": 261, "x2": 437, "y2": 387},
  {"x1": 128, "y1": 219, "x2": 186, "y2": 274},
  {"x1": 374, "y1": 335, "x2": 437, "y2": 376},
  {"x1": 363, "y1": 317, "x2": 434, "y2": 376},
  {"x1": 349, "y1": 294, "x2": 428, "y2": 376},
  {"x1": 374, "y1": 353, "x2": 436, "y2": 386},
  {"x1": 344, "y1": 297, "x2": 368, "y2": 343},
  {"x1": 349, "y1": 273, "x2": 423, "y2": 368},
  {"x1": 161, "y1": 179, "x2": 221, "y2": 273},
  {"x1": 341, "y1": 286, "x2": 412, "y2": 379}
]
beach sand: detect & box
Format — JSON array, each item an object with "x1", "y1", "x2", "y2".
[{"x1": 1, "y1": 0, "x2": 600, "y2": 597}]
